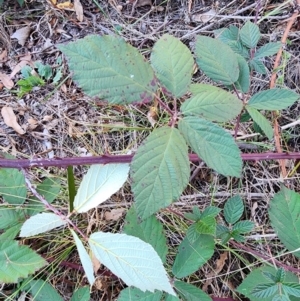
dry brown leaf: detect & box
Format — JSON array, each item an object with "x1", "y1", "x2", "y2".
[
  {"x1": 74, "y1": 0, "x2": 84, "y2": 21},
  {"x1": 202, "y1": 252, "x2": 228, "y2": 292},
  {"x1": 0, "y1": 72, "x2": 14, "y2": 89},
  {"x1": 10, "y1": 54, "x2": 33, "y2": 79},
  {"x1": 0, "y1": 49, "x2": 7, "y2": 62},
  {"x1": 27, "y1": 118, "x2": 39, "y2": 130},
  {"x1": 104, "y1": 208, "x2": 126, "y2": 221},
  {"x1": 192, "y1": 8, "x2": 216, "y2": 23},
  {"x1": 56, "y1": 1, "x2": 74, "y2": 10},
  {"x1": 147, "y1": 106, "x2": 158, "y2": 127},
  {"x1": 92, "y1": 253, "x2": 101, "y2": 274},
  {"x1": 11, "y1": 26, "x2": 31, "y2": 46},
  {"x1": 1, "y1": 106, "x2": 26, "y2": 135}
]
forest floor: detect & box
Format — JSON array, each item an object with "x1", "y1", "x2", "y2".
[{"x1": 1, "y1": 0, "x2": 300, "y2": 300}]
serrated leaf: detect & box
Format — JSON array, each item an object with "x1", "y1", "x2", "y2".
[
  {"x1": 150, "y1": 34, "x2": 194, "y2": 97},
  {"x1": 216, "y1": 224, "x2": 231, "y2": 244},
  {"x1": 232, "y1": 220, "x2": 255, "y2": 233},
  {"x1": 172, "y1": 234, "x2": 214, "y2": 278},
  {"x1": 23, "y1": 279, "x2": 64, "y2": 301},
  {"x1": 272, "y1": 295, "x2": 290, "y2": 301},
  {"x1": 118, "y1": 287, "x2": 162, "y2": 301},
  {"x1": 254, "y1": 42, "x2": 281, "y2": 59},
  {"x1": 201, "y1": 206, "x2": 221, "y2": 218},
  {"x1": 0, "y1": 168, "x2": 27, "y2": 204},
  {"x1": 246, "y1": 106, "x2": 273, "y2": 140},
  {"x1": 263, "y1": 271, "x2": 277, "y2": 282},
  {"x1": 131, "y1": 127, "x2": 189, "y2": 219},
  {"x1": 269, "y1": 187, "x2": 300, "y2": 258},
  {"x1": 70, "y1": 287, "x2": 90, "y2": 301},
  {"x1": 214, "y1": 25, "x2": 239, "y2": 44},
  {"x1": 236, "y1": 266, "x2": 299, "y2": 301},
  {"x1": 123, "y1": 206, "x2": 168, "y2": 262},
  {"x1": 165, "y1": 294, "x2": 180, "y2": 301},
  {"x1": 282, "y1": 283, "x2": 300, "y2": 297},
  {"x1": 247, "y1": 88, "x2": 299, "y2": 110},
  {"x1": 179, "y1": 116, "x2": 242, "y2": 177},
  {"x1": 58, "y1": 35, "x2": 157, "y2": 104},
  {"x1": 252, "y1": 283, "x2": 278, "y2": 298},
  {"x1": 249, "y1": 59, "x2": 267, "y2": 74},
  {"x1": 26, "y1": 178, "x2": 61, "y2": 216},
  {"x1": 182, "y1": 84, "x2": 243, "y2": 122},
  {"x1": 231, "y1": 232, "x2": 245, "y2": 242},
  {"x1": 20, "y1": 213, "x2": 67, "y2": 237},
  {"x1": 71, "y1": 230, "x2": 95, "y2": 286},
  {"x1": 89, "y1": 232, "x2": 176, "y2": 295},
  {"x1": 0, "y1": 223, "x2": 22, "y2": 241},
  {"x1": 224, "y1": 195, "x2": 244, "y2": 224},
  {"x1": 0, "y1": 240, "x2": 47, "y2": 283},
  {"x1": 186, "y1": 216, "x2": 216, "y2": 241},
  {"x1": 174, "y1": 280, "x2": 212, "y2": 301},
  {"x1": 275, "y1": 268, "x2": 286, "y2": 283},
  {"x1": 74, "y1": 163, "x2": 129, "y2": 213},
  {"x1": 0, "y1": 208, "x2": 23, "y2": 229},
  {"x1": 234, "y1": 54, "x2": 250, "y2": 93},
  {"x1": 240, "y1": 21, "x2": 261, "y2": 48},
  {"x1": 227, "y1": 40, "x2": 250, "y2": 59},
  {"x1": 195, "y1": 36, "x2": 239, "y2": 85}
]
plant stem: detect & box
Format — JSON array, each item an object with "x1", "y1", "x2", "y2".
[{"x1": 1, "y1": 152, "x2": 300, "y2": 169}]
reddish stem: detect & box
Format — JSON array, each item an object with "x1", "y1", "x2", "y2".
[{"x1": 1, "y1": 152, "x2": 300, "y2": 169}]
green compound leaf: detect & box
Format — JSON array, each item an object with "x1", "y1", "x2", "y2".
[
  {"x1": 227, "y1": 40, "x2": 250, "y2": 59},
  {"x1": 237, "y1": 266, "x2": 299, "y2": 301},
  {"x1": 58, "y1": 35, "x2": 157, "y2": 104},
  {"x1": 0, "y1": 240, "x2": 47, "y2": 283},
  {"x1": 150, "y1": 34, "x2": 194, "y2": 97},
  {"x1": 282, "y1": 283, "x2": 300, "y2": 297},
  {"x1": 89, "y1": 232, "x2": 176, "y2": 295},
  {"x1": 20, "y1": 213, "x2": 67, "y2": 237},
  {"x1": 123, "y1": 206, "x2": 168, "y2": 263},
  {"x1": 249, "y1": 59, "x2": 267, "y2": 75},
  {"x1": 240, "y1": 21, "x2": 261, "y2": 48},
  {"x1": 70, "y1": 287, "x2": 90, "y2": 301},
  {"x1": 26, "y1": 178, "x2": 61, "y2": 216},
  {"x1": 232, "y1": 220, "x2": 255, "y2": 233},
  {"x1": 0, "y1": 223, "x2": 22, "y2": 242},
  {"x1": 172, "y1": 234, "x2": 214, "y2": 278},
  {"x1": 224, "y1": 195, "x2": 244, "y2": 224},
  {"x1": 186, "y1": 216, "x2": 216, "y2": 242},
  {"x1": 118, "y1": 287, "x2": 163, "y2": 301},
  {"x1": 165, "y1": 294, "x2": 180, "y2": 301},
  {"x1": 131, "y1": 127, "x2": 189, "y2": 220},
  {"x1": 246, "y1": 106, "x2": 273, "y2": 140},
  {"x1": 195, "y1": 36, "x2": 239, "y2": 85},
  {"x1": 247, "y1": 88, "x2": 299, "y2": 110},
  {"x1": 269, "y1": 187, "x2": 300, "y2": 258},
  {"x1": 74, "y1": 163, "x2": 130, "y2": 213},
  {"x1": 0, "y1": 207, "x2": 23, "y2": 229},
  {"x1": 182, "y1": 84, "x2": 243, "y2": 122},
  {"x1": 252, "y1": 283, "x2": 279, "y2": 298},
  {"x1": 0, "y1": 168, "x2": 27, "y2": 205},
  {"x1": 23, "y1": 279, "x2": 64, "y2": 301},
  {"x1": 254, "y1": 42, "x2": 282, "y2": 59},
  {"x1": 214, "y1": 25, "x2": 239, "y2": 44},
  {"x1": 71, "y1": 230, "x2": 95, "y2": 286},
  {"x1": 174, "y1": 280, "x2": 212, "y2": 301},
  {"x1": 234, "y1": 54, "x2": 250, "y2": 93},
  {"x1": 179, "y1": 116, "x2": 242, "y2": 177}
]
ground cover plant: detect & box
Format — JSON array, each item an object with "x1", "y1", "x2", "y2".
[{"x1": 1, "y1": 0, "x2": 300, "y2": 300}]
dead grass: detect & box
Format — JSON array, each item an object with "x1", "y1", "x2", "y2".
[{"x1": 1, "y1": 0, "x2": 300, "y2": 300}]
